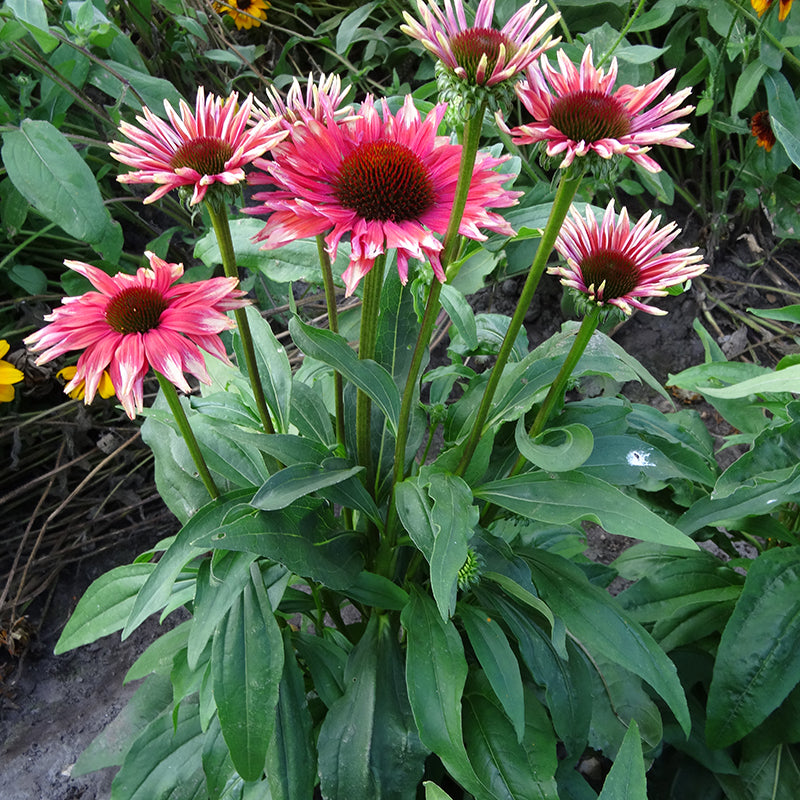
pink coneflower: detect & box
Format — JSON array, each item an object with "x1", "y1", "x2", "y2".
[
  {"x1": 245, "y1": 95, "x2": 519, "y2": 295},
  {"x1": 552, "y1": 201, "x2": 706, "y2": 315},
  {"x1": 110, "y1": 88, "x2": 287, "y2": 205},
  {"x1": 256, "y1": 73, "x2": 354, "y2": 129},
  {"x1": 504, "y1": 46, "x2": 694, "y2": 172},
  {"x1": 401, "y1": 0, "x2": 560, "y2": 87},
  {"x1": 25, "y1": 253, "x2": 248, "y2": 419}
]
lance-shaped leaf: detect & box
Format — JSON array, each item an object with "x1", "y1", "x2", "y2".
[
  {"x1": 290, "y1": 317, "x2": 401, "y2": 433},
  {"x1": 524, "y1": 550, "x2": 690, "y2": 738},
  {"x1": 212, "y1": 565, "x2": 284, "y2": 781},
  {"x1": 476, "y1": 471, "x2": 698, "y2": 550},
  {"x1": 402, "y1": 590, "x2": 491, "y2": 799},
  {"x1": 318, "y1": 615, "x2": 427, "y2": 799},
  {"x1": 706, "y1": 547, "x2": 800, "y2": 748},
  {"x1": 265, "y1": 631, "x2": 316, "y2": 800}
]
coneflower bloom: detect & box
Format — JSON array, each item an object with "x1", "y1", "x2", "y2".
[
  {"x1": 751, "y1": 111, "x2": 777, "y2": 152},
  {"x1": 751, "y1": 0, "x2": 792, "y2": 19},
  {"x1": 57, "y1": 365, "x2": 115, "y2": 401},
  {"x1": 504, "y1": 46, "x2": 694, "y2": 172},
  {"x1": 213, "y1": 0, "x2": 270, "y2": 29},
  {"x1": 110, "y1": 88, "x2": 287, "y2": 205},
  {"x1": 25, "y1": 253, "x2": 248, "y2": 419},
  {"x1": 255, "y1": 73, "x2": 354, "y2": 130},
  {"x1": 401, "y1": 0, "x2": 560, "y2": 87},
  {"x1": 0, "y1": 340, "x2": 24, "y2": 403},
  {"x1": 245, "y1": 95, "x2": 519, "y2": 295},
  {"x1": 552, "y1": 201, "x2": 707, "y2": 316}
]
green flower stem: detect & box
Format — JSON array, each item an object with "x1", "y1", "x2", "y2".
[
  {"x1": 205, "y1": 199, "x2": 275, "y2": 436},
  {"x1": 317, "y1": 235, "x2": 346, "y2": 450},
  {"x1": 391, "y1": 106, "x2": 486, "y2": 493},
  {"x1": 455, "y1": 171, "x2": 583, "y2": 476},
  {"x1": 155, "y1": 371, "x2": 220, "y2": 500},
  {"x1": 509, "y1": 304, "x2": 602, "y2": 478},
  {"x1": 379, "y1": 105, "x2": 486, "y2": 570},
  {"x1": 356, "y1": 254, "x2": 386, "y2": 491}
]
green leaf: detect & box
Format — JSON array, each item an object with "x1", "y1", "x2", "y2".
[
  {"x1": 189, "y1": 490, "x2": 362, "y2": 590},
  {"x1": 88, "y1": 60, "x2": 184, "y2": 113},
  {"x1": 124, "y1": 621, "x2": 192, "y2": 683},
  {"x1": 597, "y1": 720, "x2": 646, "y2": 800},
  {"x1": 2, "y1": 120, "x2": 118, "y2": 253},
  {"x1": 676, "y1": 472, "x2": 800, "y2": 536},
  {"x1": 440, "y1": 283, "x2": 478, "y2": 351},
  {"x1": 702, "y1": 364, "x2": 800, "y2": 398},
  {"x1": 766, "y1": 70, "x2": 800, "y2": 169},
  {"x1": 335, "y1": 2, "x2": 376, "y2": 53},
  {"x1": 459, "y1": 604, "x2": 526, "y2": 742},
  {"x1": 318, "y1": 615, "x2": 427, "y2": 799},
  {"x1": 141, "y1": 399, "x2": 210, "y2": 524},
  {"x1": 290, "y1": 317, "x2": 401, "y2": 433},
  {"x1": 8, "y1": 263, "x2": 47, "y2": 294},
  {"x1": 479, "y1": 591, "x2": 590, "y2": 760},
  {"x1": 5, "y1": 0, "x2": 58, "y2": 51},
  {"x1": 525, "y1": 550, "x2": 691, "y2": 738},
  {"x1": 54, "y1": 563, "x2": 155, "y2": 654},
  {"x1": 123, "y1": 496, "x2": 221, "y2": 637},
  {"x1": 212, "y1": 567, "x2": 284, "y2": 781},
  {"x1": 706, "y1": 547, "x2": 800, "y2": 748},
  {"x1": 749, "y1": 304, "x2": 800, "y2": 324},
  {"x1": 251, "y1": 461, "x2": 364, "y2": 511},
  {"x1": 265, "y1": 631, "x2": 316, "y2": 800},
  {"x1": 515, "y1": 421, "x2": 594, "y2": 472},
  {"x1": 345, "y1": 571, "x2": 409, "y2": 611},
  {"x1": 463, "y1": 675, "x2": 560, "y2": 800},
  {"x1": 475, "y1": 471, "x2": 698, "y2": 550},
  {"x1": 294, "y1": 632, "x2": 349, "y2": 709},
  {"x1": 233, "y1": 306, "x2": 292, "y2": 432},
  {"x1": 425, "y1": 783, "x2": 456, "y2": 800},
  {"x1": 732, "y1": 61, "x2": 767, "y2": 116},
  {"x1": 290, "y1": 380, "x2": 335, "y2": 445},
  {"x1": 110, "y1": 699, "x2": 205, "y2": 799},
  {"x1": 402, "y1": 590, "x2": 491, "y2": 800},
  {"x1": 428, "y1": 474, "x2": 476, "y2": 620},
  {"x1": 187, "y1": 551, "x2": 257, "y2": 670}
]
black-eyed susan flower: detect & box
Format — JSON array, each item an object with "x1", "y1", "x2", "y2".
[
  {"x1": 0, "y1": 340, "x2": 24, "y2": 403},
  {"x1": 213, "y1": 0, "x2": 270, "y2": 30}
]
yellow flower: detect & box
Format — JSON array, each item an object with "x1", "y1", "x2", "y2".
[
  {"x1": 0, "y1": 340, "x2": 24, "y2": 403},
  {"x1": 751, "y1": 0, "x2": 793, "y2": 20},
  {"x1": 213, "y1": 0, "x2": 270, "y2": 30},
  {"x1": 57, "y1": 365, "x2": 116, "y2": 401}
]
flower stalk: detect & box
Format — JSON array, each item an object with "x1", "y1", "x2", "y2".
[
  {"x1": 205, "y1": 198, "x2": 276, "y2": 436},
  {"x1": 155, "y1": 371, "x2": 220, "y2": 499},
  {"x1": 317, "y1": 234, "x2": 346, "y2": 450},
  {"x1": 356, "y1": 254, "x2": 386, "y2": 491},
  {"x1": 509, "y1": 303, "x2": 602, "y2": 477},
  {"x1": 456, "y1": 170, "x2": 583, "y2": 475}
]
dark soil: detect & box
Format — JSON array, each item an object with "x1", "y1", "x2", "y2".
[{"x1": 1, "y1": 238, "x2": 798, "y2": 799}]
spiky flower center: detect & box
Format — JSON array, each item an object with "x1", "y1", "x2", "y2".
[
  {"x1": 580, "y1": 247, "x2": 639, "y2": 300},
  {"x1": 334, "y1": 141, "x2": 435, "y2": 222},
  {"x1": 550, "y1": 91, "x2": 631, "y2": 143},
  {"x1": 169, "y1": 136, "x2": 234, "y2": 176},
  {"x1": 105, "y1": 287, "x2": 168, "y2": 334},
  {"x1": 451, "y1": 28, "x2": 516, "y2": 82}
]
